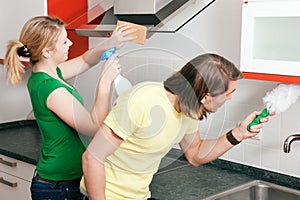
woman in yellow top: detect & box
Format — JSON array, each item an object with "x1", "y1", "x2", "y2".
[
  {"x1": 5, "y1": 16, "x2": 137, "y2": 200},
  {"x1": 81, "y1": 53, "x2": 273, "y2": 200}
]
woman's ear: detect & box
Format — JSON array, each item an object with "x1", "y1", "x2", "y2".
[
  {"x1": 41, "y1": 49, "x2": 51, "y2": 59},
  {"x1": 200, "y1": 93, "x2": 211, "y2": 104}
]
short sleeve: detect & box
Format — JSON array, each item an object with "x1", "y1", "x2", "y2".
[
  {"x1": 104, "y1": 89, "x2": 149, "y2": 141},
  {"x1": 36, "y1": 78, "x2": 63, "y2": 109},
  {"x1": 184, "y1": 117, "x2": 198, "y2": 135}
]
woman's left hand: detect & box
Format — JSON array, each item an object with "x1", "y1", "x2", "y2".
[
  {"x1": 109, "y1": 24, "x2": 137, "y2": 49},
  {"x1": 100, "y1": 53, "x2": 121, "y2": 83}
]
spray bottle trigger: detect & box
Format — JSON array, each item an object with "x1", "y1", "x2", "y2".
[{"x1": 101, "y1": 47, "x2": 116, "y2": 60}]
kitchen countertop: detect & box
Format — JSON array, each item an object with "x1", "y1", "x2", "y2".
[
  {"x1": 0, "y1": 120, "x2": 299, "y2": 199},
  {"x1": 0, "y1": 120, "x2": 41, "y2": 164},
  {"x1": 151, "y1": 164, "x2": 252, "y2": 200},
  {"x1": 150, "y1": 149, "x2": 300, "y2": 199}
]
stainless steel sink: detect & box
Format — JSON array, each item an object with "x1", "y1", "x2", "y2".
[{"x1": 203, "y1": 180, "x2": 300, "y2": 200}]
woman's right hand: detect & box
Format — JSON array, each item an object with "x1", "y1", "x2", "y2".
[
  {"x1": 100, "y1": 53, "x2": 121, "y2": 83},
  {"x1": 109, "y1": 24, "x2": 137, "y2": 49},
  {"x1": 232, "y1": 109, "x2": 274, "y2": 142}
]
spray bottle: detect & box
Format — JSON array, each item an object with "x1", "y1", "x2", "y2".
[
  {"x1": 101, "y1": 47, "x2": 132, "y2": 96},
  {"x1": 247, "y1": 84, "x2": 300, "y2": 131}
]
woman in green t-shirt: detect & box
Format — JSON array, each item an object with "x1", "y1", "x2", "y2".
[{"x1": 4, "y1": 16, "x2": 137, "y2": 200}]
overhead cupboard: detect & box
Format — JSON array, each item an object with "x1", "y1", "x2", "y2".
[{"x1": 240, "y1": 0, "x2": 300, "y2": 83}]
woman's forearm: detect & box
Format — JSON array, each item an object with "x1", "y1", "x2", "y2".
[
  {"x1": 82, "y1": 150, "x2": 106, "y2": 200},
  {"x1": 195, "y1": 134, "x2": 233, "y2": 165},
  {"x1": 82, "y1": 125, "x2": 123, "y2": 199},
  {"x1": 82, "y1": 41, "x2": 112, "y2": 68},
  {"x1": 91, "y1": 78, "x2": 113, "y2": 125}
]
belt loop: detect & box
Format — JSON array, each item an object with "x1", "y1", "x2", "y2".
[
  {"x1": 50, "y1": 181, "x2": 58, "y2": 189},
  {"x1": 32, "y1": 169, "x2": 37, "y2": 178}
]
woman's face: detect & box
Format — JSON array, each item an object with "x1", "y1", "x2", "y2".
[
  {"x1": 51, "y1": 27, "x2": 72, "y2": 63},
  {"x1": 202, "y1": 80, "x2": 237, "y2": 113}
]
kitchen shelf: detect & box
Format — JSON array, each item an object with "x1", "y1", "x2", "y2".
[{"x1": 242, "y1": 72, "x2": 300, "y2": 84}]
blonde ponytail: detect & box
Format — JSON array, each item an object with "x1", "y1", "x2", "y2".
[
  {"x1": 4, "y1": 40, "x2": 26, "y2": 85},
  {"x1": 4, "y1": 16, "x2": 65, "y2": 85}
]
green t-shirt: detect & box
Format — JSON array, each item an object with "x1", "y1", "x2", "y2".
[{"x1": 27, "y1": 67, "x2": 86, "y2": 181}]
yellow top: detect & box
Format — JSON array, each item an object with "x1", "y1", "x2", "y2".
[{"x1": 81, "y1": 82, "x2": 198, "y2": 199}]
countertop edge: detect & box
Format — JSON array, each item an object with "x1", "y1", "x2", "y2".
[{"x1": 164, "y1": 148, "x2": 300, "y2": 191}]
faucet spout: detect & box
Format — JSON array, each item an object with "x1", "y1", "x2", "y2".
[{"x1": 283, "y1": 134, "x2": 300, "y2": 153}]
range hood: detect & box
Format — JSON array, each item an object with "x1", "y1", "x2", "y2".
[{"x1": 75, "y1": 0, "x2": 215, "y2": 38}]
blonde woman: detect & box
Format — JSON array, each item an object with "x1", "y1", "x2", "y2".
[{"x1": 5, "y1": 16, "x2": 136, "y2": 200}]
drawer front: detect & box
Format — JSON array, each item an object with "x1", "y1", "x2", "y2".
[
  {"x1": 0, "y1": 171, "x2": 31, "y2": 200},
  {"x1": 0, "y1": 154, "x2": 35, "y2": 181}
]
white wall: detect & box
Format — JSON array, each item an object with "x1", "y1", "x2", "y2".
[
  {"x1": 0, "y1": 0, "x2": 47, "y2": 58},
  {"x1": 0, "y1": 66, "x2": 32, "y2": 122},
  {"x1": 0, "y1": 0, "x2": 46, "y2": 122}
]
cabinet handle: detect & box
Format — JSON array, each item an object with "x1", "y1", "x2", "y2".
[
  {"x1": 0, "y1": 177, "x2": 18, "y2": 187},
  {"x1": 0, "y1": 157, "x2": 17, "y2": 167}
]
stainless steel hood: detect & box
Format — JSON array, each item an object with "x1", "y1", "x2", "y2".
[{"x1": 75, "y1": 0, "x2": 215, "y2": 38}]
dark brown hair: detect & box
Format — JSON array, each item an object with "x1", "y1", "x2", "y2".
[{"x1": 164, "y1": 53, "x2": 243, "y2": 119}]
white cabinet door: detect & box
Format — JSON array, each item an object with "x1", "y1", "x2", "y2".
[
  {"x1": 0, "y1": 0, "x2": 47, "y2": 59},
  {"x1": 240, "y1": 0, "x2": 300, "y2": 77},
  {"x1": 0, "y1": 171, "x2": 31, "y2": 200},
  {"x1": 0, "y1": 154, "x2": 35, "y2": 180},
  {"x1": 0, "y1": 154, "x2": 35, "y2": 200}
]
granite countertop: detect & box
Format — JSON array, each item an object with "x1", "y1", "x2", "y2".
[
  {"x1": 150, "y1": 149, "x2": 300, "y2": 199},
  {"x1": 149, "y1": 152, "x2": 251, "y2": 200},
  {"x1": 0, "y1": 120, "x2": 299, "y2": 199},
  {"x1": 0, "y1": 120, "x2": 41, "y2": 164},
  {"x1": 151, "y1": 164, "x2": 253, "y2": 200}
]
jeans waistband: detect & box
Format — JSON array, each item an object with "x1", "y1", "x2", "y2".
[{"x1": 35, "y1": 174, "x2": 81, "y2": 186}]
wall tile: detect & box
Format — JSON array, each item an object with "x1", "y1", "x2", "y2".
[
  {"x1": 244, "y1": 143, "x2": 261, "y2": 167},
  {"x1": 261, "y1": 147, "x2": 280, "y2": 171},
  {"x1": 279, "y1": 150, "x2": 300, "y2": 177},
  {"x1": 226, "y1": 143, "x2": 245, "y2": 163}
]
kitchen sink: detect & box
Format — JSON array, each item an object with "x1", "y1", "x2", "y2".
[{"x1": 203, "y1": 180, "x2": 300, "y2": 200}]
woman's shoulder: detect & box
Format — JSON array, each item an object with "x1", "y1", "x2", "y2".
[{"x1": 28, "y1": 72, "x2": 63, "y2": 94}]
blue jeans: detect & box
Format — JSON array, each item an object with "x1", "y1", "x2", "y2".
[{"x1": 31, "y1": 177, "x2": 83, "y2": 200}]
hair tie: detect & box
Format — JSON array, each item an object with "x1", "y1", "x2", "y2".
[{"x1": 17, "y1": 45, "x2": 31, "y2": 58}]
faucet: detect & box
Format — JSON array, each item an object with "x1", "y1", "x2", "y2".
[{"x1": 283, "y1": 134, "x2": 300, "y2": 153}]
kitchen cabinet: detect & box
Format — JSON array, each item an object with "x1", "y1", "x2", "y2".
[
  {"x1": 240, "y1": 0, "x2": 300, "y2": 84},
  {"x1": 0, "y1": 0, "x2": 88, "y2": 62},
  {"x1": 0, "y1": 154, "x2": 35, "y2": 200}
]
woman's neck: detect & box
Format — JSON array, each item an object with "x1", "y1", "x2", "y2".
[{"x1": 33, "y1": 61, "x2": 58, "y2": 78}]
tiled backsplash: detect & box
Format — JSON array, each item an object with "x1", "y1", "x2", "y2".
[
  {"x1": 121, "y1": 56, "x2": 300, "y2": 178},
  {"x1": 201, "y1": 79, "x2": 300, "y2": 178}
]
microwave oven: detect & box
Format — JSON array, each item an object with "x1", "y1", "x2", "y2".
[{"x1": 240, "y1": 0, "x2": 300, "y2": 79}]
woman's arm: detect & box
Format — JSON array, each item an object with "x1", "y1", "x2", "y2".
[
  {"x1": 47, "y1": 54, "x2": 121, "y2": 136},
  {"x1": 180, "y1": 110, "x2": 270, "y2": 166},
  {"x1": 90, "y1": 54, "x2": 121, "y2": 125},
  {"x1": 59, "y1": 24, "x2": 136, "y2": 80},
  {"x1": 82, "y1": 125, "x2": 123, "y2": 200}
]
